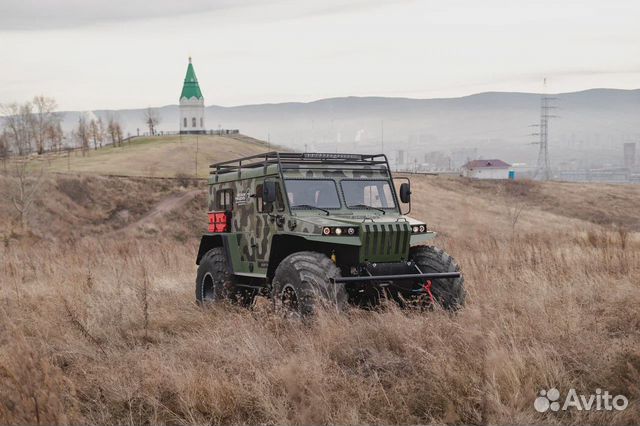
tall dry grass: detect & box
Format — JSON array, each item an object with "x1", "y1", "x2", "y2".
[
  {"x1": 1, "y1": 228, "x2": 638, "y2": 425},
  {"x1": 1, "y1": 174, "x2": 639, "y2": 425}
]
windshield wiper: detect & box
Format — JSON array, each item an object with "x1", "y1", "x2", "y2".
[
  {"x1": 349, "y1": 204, "x2": 386, "y2": 214},
  {"x1": 293, "y1": 204, "x2": 330, "y2": 215}
]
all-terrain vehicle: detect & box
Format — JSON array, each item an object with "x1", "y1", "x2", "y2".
[{"x1": 195, "y1": 152, "x2": 464, "y2": 315}]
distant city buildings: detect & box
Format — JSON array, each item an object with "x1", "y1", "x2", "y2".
[{"x1": 557, "y1": 142, "x2": 640, "y2": 183}]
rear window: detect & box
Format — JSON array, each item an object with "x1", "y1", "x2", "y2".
[{"x1": 215, "y1": 189, "x2": 234, "y2": 210}]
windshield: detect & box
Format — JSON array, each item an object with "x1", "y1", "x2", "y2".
[
  {"x1": 285, "y1": 179, "x2": 341, "y2": 209},
  {"x1": 341, "y1": 180, "x2": 396, "y2": 209}
]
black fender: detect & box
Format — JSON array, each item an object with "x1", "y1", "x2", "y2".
[
  {"x1": 196, "y1": 234, "x2": 226, "y2": 265},
  {"x1": 266, "y1": 234, "x2": 360, "y2": 278}
]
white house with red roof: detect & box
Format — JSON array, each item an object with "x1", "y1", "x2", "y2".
[{"x1": 461, "y1": 159, "x2": 512, "y2": 179}]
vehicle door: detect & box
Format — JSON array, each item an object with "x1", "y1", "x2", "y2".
[{"x1": 254, "y1": 180, "x2": 285, "y2": 271}]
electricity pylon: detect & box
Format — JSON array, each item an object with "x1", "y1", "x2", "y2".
[{"x1": 530, "y1": 78, "x2": 557, "y2": 180}]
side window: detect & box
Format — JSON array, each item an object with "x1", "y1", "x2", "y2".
[
  {"x1": 183, "y1": 117, "x2": 187, "y2": 128},
  {"x1": 200, "y1": 117, "x2": 204, "y2": 128},
  {"x1": 256, "y1": 183, "x2": 284, "y2": 213},
  {"x1": 275, "y1": 183, "x2": 284, "y2": 211},
  {"x1": 256, "y1": 184, "x2": 264, "y2": 212},
  {"x1": 215, "y1": 189, "x2": 234, "y2": 211},
  {"x1": 192, "y1": 117, "x2": 196, "y2": 127}
]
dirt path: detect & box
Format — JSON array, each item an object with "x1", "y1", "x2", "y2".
[{"x1": 122, "y1": 189, "x2": 204, "y2": 232}]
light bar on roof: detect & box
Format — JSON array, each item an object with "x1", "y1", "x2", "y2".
[{"x1": 302, "y1": 153, "x2": 363, "y2": 160}]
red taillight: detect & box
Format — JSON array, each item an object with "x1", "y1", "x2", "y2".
[{"x1": 208, "y1": 212, "x2": 229, "y2": 233}]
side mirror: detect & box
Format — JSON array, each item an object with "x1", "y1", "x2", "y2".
[
  {"x1": 262, "y1": 180, "x2": 277, "y2": 204},
  {"x1": 399, "y1": 182, "x2": 411, "y2": 203}
]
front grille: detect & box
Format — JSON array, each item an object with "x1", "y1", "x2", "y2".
[{"x1": 361, "y1": 223, "x2": 411, "y2": 261}]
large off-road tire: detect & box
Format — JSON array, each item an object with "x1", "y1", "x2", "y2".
[
  {"x1": 409, "y1": 245, "x2": 465, "y2": 310},
  {"x1": 195, "y1": 247, "x2": 255, "y2": 307},
  {"x1": 272, "y1": 251, "x2": 348, "y2": 317}
]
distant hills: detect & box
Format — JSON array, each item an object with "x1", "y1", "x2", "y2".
[{"x1": 59, "y1": 88, "x2": 640, "y2": 168}]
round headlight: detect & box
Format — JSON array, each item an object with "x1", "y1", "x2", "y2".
[
  {"x1": 412, "y1": 226, "x2": 419, "y2": 233},
  {"x1": 322, "y1": 227, "x2": 331, "y2": 235},
  {"x1": 419, "y1": 225, "x2": 426, "y2": 232},
  {"x1": 334, "y1": 227, "x2": 343, "y2": 236},
  {"x1": 347, "y1": 227, "x2": 355, "y2": 235}
]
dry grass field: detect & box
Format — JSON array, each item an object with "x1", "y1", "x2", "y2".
[
  {"x1": 31, "y1": 134, "x2": 275, "y2": 178},
  {"x1": 1, "y1": 166, "x2": 639, "y2": 424}
]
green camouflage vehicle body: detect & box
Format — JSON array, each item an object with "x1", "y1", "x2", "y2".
[
  {"x1": 197, "y1": 157, "x2": 434, "y2": 278},
  {"x1": 195, "y1": 152, "x2": 464, "y2": 310}
]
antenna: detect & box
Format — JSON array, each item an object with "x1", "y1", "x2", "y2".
[{"x1": 530, "y1": 78, "x2": 557, "y2": 181}]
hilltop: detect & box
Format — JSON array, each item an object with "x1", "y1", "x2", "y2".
[{"x1": 39, "y1": 133, "x2": 275, "y2": 178}]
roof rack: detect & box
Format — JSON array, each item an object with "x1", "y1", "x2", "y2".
[{"x1": 209, "y1": 152, "x2": 391, "y2": 179}]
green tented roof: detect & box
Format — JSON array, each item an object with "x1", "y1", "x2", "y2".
[{"x1": 180, "y1": 58, "x2": 203, "y2": 100}]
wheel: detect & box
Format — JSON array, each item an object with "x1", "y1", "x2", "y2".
[
  {"x1": 409, "y1": 246, "x2": 465, "y2": 310},
  {"x1": 272, "y1": 251, "x2": 348, "y2": 317},
  {"x1": 195, "y1": 247, "x2": 255, "y2": 306}
]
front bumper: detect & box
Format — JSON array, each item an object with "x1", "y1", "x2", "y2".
[{"x1": 334, "y1": 271, "x2": 460, "y2": 283}]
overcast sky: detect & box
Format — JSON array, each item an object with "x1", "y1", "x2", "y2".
[{"x1": 1, "y1": 0, "x2": 639, "y2": 111}]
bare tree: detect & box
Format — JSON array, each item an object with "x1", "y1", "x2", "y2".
[
  {"x1": 1, "y1": 102, "x2": 34, "y2": 155},
  {"x1": 0, "y1": 101, "x2": 44, "y2": 229},
  {"x1": 500, "y1": 181, "x2": 532, "y2": 238},
  {"x1": 75, "y1": 116, "x2": 90, "y2": 155},
  {"x1": 46, "y1": 121, "x2": 64, "y2": 153},
  {"x1": 0, "y1": 130, "x2": 9, "y2": 172},
  {"x1": 507, "y1": 201, "x2": 526, "y2": 237},
  {"x1": 144, "y1": 107, "x2": 160, "y2": 136},
  {"x1": 115, "y1": 122, "x2": 123, "y2": 145},
  {"x1": 89, "y1": 119, "x2": 99, "y2": 150},
  {"x1": 107, "y1": 115, "x2": 123, "y2": 147},
  {"x1": 96, "y1": 117, "x2": 105, "y2": 148},
  {"x1": 32, "y1": 96, "x2": 59, "y2": 154},
  {"x1": 8, "y1": 158, "x2": 44, "y2": 230},
  {"x1": 107, "y1": 117, "x2": 117, "y2": 146}
]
